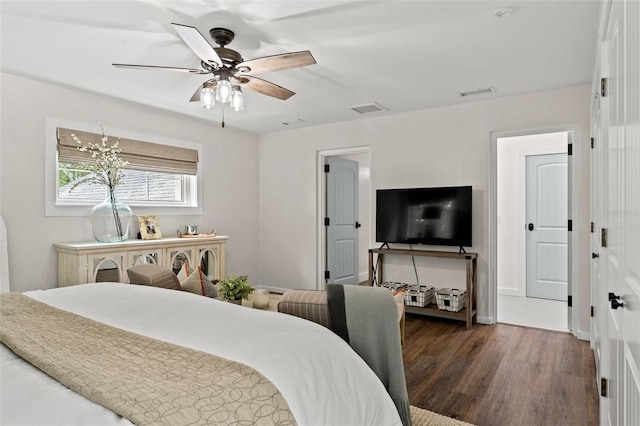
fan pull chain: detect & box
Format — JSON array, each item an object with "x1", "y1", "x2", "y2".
[{"x1": 221, "y1": 104, "x2": 225, "y2": 128}]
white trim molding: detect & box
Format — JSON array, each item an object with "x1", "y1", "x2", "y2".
[
  {"x1": 489, "y1": 124, "x2": 582, "y2": 338},
  {"x1": 45, "y1": 116, "x2": 204, "y2": 217}
]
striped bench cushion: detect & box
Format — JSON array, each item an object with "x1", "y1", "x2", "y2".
[{"x1": 277, "y1": 290, "x2": 330, "y2": 328}]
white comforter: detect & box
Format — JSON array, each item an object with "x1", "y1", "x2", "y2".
[{"x1": 0, "y1": 283, "x2": 402, "y2": 426}]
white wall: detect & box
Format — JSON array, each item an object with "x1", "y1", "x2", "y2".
[
  {"x1": 0, "y1": 73, "x2": 592, "y2": 334},
  {"x1": 258, "y1": 84, "x2": 591, "y2": 333},
  {"x1": 497, "y1": 132, "x2": 568, "y2": 297},
  {"x1": 0, "y1": 72, "x2": 260, "y2": 292}
]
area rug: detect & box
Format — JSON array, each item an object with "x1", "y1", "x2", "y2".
[{"x1": 410, "y1": 405, "x2": 475, "y2": 426}]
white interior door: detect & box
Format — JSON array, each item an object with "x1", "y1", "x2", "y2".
[
  {"x1": 525, "y1": 153, "x2": 568, "y2": 301},
  {"x1": 621, "y1": 3, "x2": 640, "y2": 425},
  {"x1": 601, "y1": 2, "x2": 640, "y2": 423},
  {"x1": 590, "y1": 86, "x2": 606, "y2": 421},
  {"x1": 601, "y1": 16, "x2": 624, "y2": 425},
  {"x1": 603, "y1": 5, "x2": 622, "y2": 423},
  {"x1": 325, "y1": 157, "x2": 359, "y2": 285}
]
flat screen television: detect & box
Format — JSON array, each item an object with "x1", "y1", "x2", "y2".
[{"x1": 376, "y1": 186, "x2": 472, "y2": 247}]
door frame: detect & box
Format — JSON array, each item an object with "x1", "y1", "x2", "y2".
[
  {"x1": 316, "y1": 146, "x2": 371, "y2": 290},
  {"x1": 489, "y1": 125, "x2": 581, "y2": 337}
]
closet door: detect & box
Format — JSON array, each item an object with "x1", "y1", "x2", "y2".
[
  {"x1": 621, "y1": 1, "x2": 640, "y2": 425},
  {"x1": 600, "y1": 2, "x2": 640, "y2": 424}
]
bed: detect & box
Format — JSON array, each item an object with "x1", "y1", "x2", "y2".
[{"x1": 0, "y1": 283, "x2": 403, "y2": 425}]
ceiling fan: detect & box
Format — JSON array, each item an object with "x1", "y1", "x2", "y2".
[{"x1": 113, "y1": 23, "x2": 316, "y2": 109}]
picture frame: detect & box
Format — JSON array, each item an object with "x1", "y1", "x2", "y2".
[{"x1": 137, "y1": 215, "x2": 162, "y2": 240}]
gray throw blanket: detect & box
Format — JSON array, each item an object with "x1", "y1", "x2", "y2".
[{"x1": 327, "y1": 284, "x2": 412, "y2": 426}]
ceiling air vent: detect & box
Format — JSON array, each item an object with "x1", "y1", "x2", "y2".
[
  {"x1": 458, "y1": 87, "x2": 496, "y2": 97},
  {"x1": 349, "y1": 103, "x2": 387, "y2": 115},
  {"x1": 281, "y1": 118, "x2": 309, "y2": 126}
]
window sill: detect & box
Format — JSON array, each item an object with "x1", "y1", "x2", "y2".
[{"x1": 46, "y1": 203, "x2": 203, "y2": 217}]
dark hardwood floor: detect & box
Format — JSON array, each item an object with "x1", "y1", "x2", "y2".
[{"x1": 403, "y1": 314, "x2": 599, "y2": 426}]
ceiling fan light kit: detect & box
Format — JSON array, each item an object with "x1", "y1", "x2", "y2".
[
  {"x1": 215, "y1": 75, "x2": 233, "y2": 103},
  {"x1": 200, "y1": 86, "x2": 215, "y2": 109},
  {"x1": 231, "y1": 86, "x2": 244, "y2": 111},
  {"x1": 113, "y1": 22, "x2": 316, "y2": 125}
]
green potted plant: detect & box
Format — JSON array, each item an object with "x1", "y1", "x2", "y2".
[{"x1": 218, "y1": 274, "x2": 254, "y2": 304}]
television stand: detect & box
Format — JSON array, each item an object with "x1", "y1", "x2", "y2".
[{"x1": 368, "y1": 248, "x2": 477, "y2": 329}]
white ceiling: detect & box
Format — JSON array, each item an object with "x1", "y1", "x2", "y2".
[{"x1": 1, "y1": 0, "x2": 601, "y2": 134}]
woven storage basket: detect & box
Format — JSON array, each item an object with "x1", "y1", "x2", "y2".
[
  {"x1": 404, "y1": 285, "x2": 434, "y2": 307},
  {"x1": 435, "y1": 288, "x2": 466, "y2": 312},
  {"x1": 380, "y1": 281, "x2": 409, "y2": 292}
]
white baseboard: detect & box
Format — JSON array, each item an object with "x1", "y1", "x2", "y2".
[
  {"x1": 497, "y1": 288, "x2": 522, "y2": 297},
  {"x1": 259, "y1": 285, "x2": 297, "y2": 294},
  {"x1": 576, "y1": 329, "x2": 590, "y2": 341},
  {"x1": 477, "y1": 316, "x2": 493, "y2": 325}
]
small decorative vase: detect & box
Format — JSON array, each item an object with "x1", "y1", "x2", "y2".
[
  {"x1": 252, "y1": 289, "x2": 270, "y2": 309},
  {"x1": 91, "y1": 189, "x2": 132, "y2": 243}
]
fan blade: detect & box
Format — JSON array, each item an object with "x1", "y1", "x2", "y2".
[
  {"x1": 171, "y1": 23, "x2": 223, "y2": 68},
  {"x1": 238, "y1": 75, "x2": 295, "y2": 100},
  {"x1": 190, "y1": 84, "x2": 203, "y2": 102},
  {"x1": 112, "y1": 64, "x2": 208, "y2": 74},
  {"x1": 189, "y1": 80, "x2": 218, "y2": 102},
  {"x1": 235, "y1": 51, "x2": 316, "y2": 75}
]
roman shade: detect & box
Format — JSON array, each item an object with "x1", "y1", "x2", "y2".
[{"x1": 57, "y1": 128, "x2": 199, "y2": 175}]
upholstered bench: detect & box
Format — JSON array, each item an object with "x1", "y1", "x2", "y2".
[
  {"x1": 277, "y1": 288, "x2": 405, "y2": 343},
  {"x1": 277, "y1": 290, "x2": 331, "y2": 328}
]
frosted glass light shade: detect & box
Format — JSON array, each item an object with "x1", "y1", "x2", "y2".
[
  {"x1": 215, "y1": 79, "x2": 232, "y2": 103},
  {"x1": 231, "y1": 86, "x2": 244, "y2": 111},
  {"x1": 200, "y1": 87, "x2": 215, "y2": 109}
]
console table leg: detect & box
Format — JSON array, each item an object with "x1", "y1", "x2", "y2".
[{"x1": 466, "y1": 258, "x2": 473, "y2": 330}]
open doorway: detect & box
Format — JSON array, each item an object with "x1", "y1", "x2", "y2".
[{"x1": 495, "y1": 130, "x2": 570, "y2": 331}]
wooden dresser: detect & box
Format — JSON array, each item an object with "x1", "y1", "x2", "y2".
[{"x1": 54, "y1": 236, "x2": 227, "y2": 286}]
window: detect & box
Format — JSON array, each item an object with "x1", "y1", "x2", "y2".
[
  {"x1": 46, "y1": 118, "x2": 203, "y2": 216},
  {"x1": 56, "y1": 127, "x2": 199, "y2": 208},
  {"x1": 58, "y1": 165, "x2": 189, "y2": 205}
]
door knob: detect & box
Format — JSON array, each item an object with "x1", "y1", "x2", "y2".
[
  {"x1": 609, "y1": 293, "x2": 624, "y2": 309},
  {"x1": 611, "y1": 299, "x2": 624, "y2": 310},
  {"x1": 355, "y1": 221, "x2": 362, "y2": 229},
  {"x1": 528, "y1": 223, "x2": 535, "y2": 231},
  {"x1": 592, "y1": 253, "x2": 599, "y2": 259}
]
